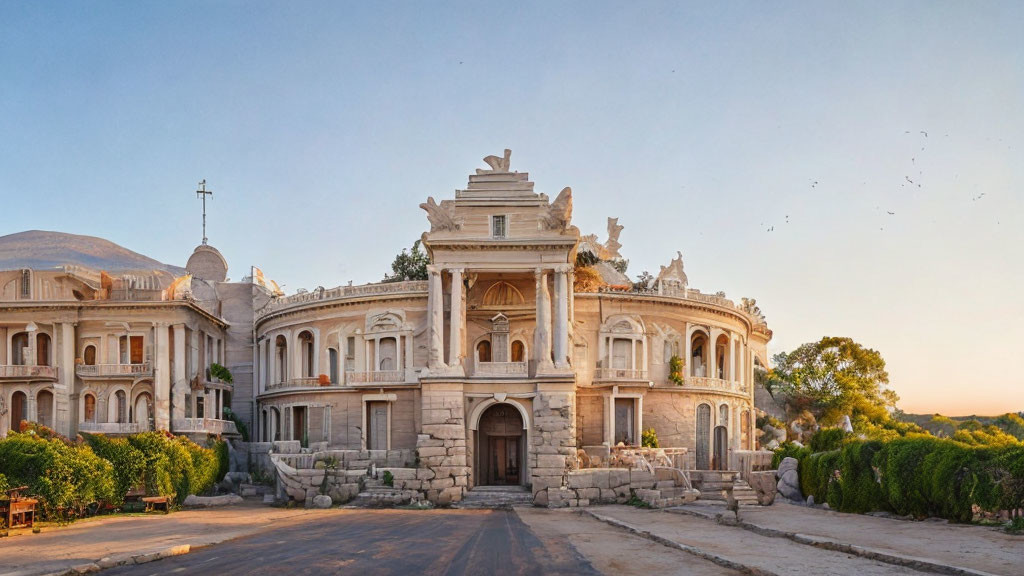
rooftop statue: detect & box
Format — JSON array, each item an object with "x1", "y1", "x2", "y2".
[
  {"x1": 605, "y1": 217, "x2": 624, "y2": 259},
  {"x1": 656, "y1": 251, "x2": 688, "y2": 289},
  {"x1": 741, "y1": 297, "x2": 766, "y2": 323},
  {"x1": 475, "y1": 148, "x2": 512, "y2": 174},
  {"x1": 420, "y1": 196, "x2": 461, "y2": 232},
  {"x1": 540, "y1": 187, "x2": 574, "y2": 231}
]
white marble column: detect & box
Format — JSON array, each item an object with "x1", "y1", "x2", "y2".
[
  {"x1": 172, "y1": 324, "x2": 186, "y2": 421},
  {"x1": 553, "y1": 266, "x2": 569, "y2": 369},
  {"x1": 153, "y1": 323, "x2": 171, "y2": 430},
  {"x1": 448, "y1": 268, "x2": 464, "y2": 367},
  {"x1": 427, "y1": 265, "x2": 445, "y2": 369},
  {"x1": 56, "y1": 322, "x2": 75, "y2": 437},
  {"x1": 534, "y1": 268, "x2": 553, "y2": 371}
]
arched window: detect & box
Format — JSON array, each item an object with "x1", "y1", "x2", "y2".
[
  {"x1": 476, "y1": 340, "x2": 492, "y2": 363},
  {"x1": 271, "y1": 407, "x2": 281, "y2": 441},
  {"x1": 298, "y1": 331, "x2": 315, "y2": 377},
  {"x1": 328, "y1": 348, "x2": 339, "y2": 384},
  {"x1": 511, "y1": 340, "x2": 525, "y2": 363},
  {"x1": 719, "y1": 404, "x2": 729, "y2": 427},
  {"x1": 36, "y1": 390, "x2": 53, "y2": 427},
  {"x1": 20, "y1": 269, "x2": 31, "y2": 299},
  {"x1": 134, "y1": 392, "x2": 152, "y2": 426},
  {"x1": 715, "y1": 334, "x2": 731, "y2": 380},
  {"x1": 84, "y1": 393, "x2": 97, "y2": 423},
  {"x1": 83, "y1": 345, "x2": 96, "y2": 365},
  {"x1": 36, "y1": 333, "x2": 51, "y2": 366}
]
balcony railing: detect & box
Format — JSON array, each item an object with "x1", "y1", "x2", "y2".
[
  {"x1": 0, "y1": 364, "x2": 58, "y2": 380},
  {"x1": 172, "y1": 418, "x2": 239, "y2": 435},
  {"x1": 257, "y1": 280, "x2": 428, "y2": 319},
  {"x1": 78, "y1": 421, "x2": 147, "y2": 434},
  {"x1": 474, "y1": 361, "x2": 528, "y2": 376},
  {"x1": 347, "y1": 370, "x2": 406, "y2": 384},
  {"x1": 595, "y1": 367, "x2": 649, "y2": 380},
  {"x1": 684, "y1": 376, "x2": 749, "y2": 395},
  {"x1": 266, "y1": 377, "x2": 329, "y2": 391},
  {"x1": 76, "y1": 363, "x2": 152, "y2": 378}
]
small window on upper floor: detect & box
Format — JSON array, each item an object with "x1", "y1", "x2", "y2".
[
  {"x1": 20, "y1": 269, "x2": 31, "y2": 299},
  {"x1": 491, "y1": 215, "x2": 507, "y2": 239}
]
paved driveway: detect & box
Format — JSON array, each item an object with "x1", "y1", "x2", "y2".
[{"x1": 103, "y1": 509, "x2": 599, "y2": 576}]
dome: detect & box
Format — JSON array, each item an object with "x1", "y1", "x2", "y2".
[{"x1": 185, "y1": 244, "x2": 228, "y2": 282}]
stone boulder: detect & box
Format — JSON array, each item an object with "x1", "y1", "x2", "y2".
[
  {"x1": 776, "y1": 457, "x2": 802, "y2": 503},
  {"x1": 748, "y1": 470, "x2": 777, "y2": 506},
  {"x1": 312, "y1": 495, "x2": 333, "y2": 509}
]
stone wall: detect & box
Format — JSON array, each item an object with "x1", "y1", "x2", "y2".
[
  {"x1": 271, "y1": 453, "x2": 363, "y2": 506},
  {"x1": 530, "y1": 383, "x2": 576, "y2": 506},
  {"x1": 539, "y1": 467, "x2": 697, "y2": 508},
  {"x1": 415, "y1": 382, "x2": 469, "y2": 504}
]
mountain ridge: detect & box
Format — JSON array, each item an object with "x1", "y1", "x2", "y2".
[{"x1": 0, "y1": 230, "x2": 186, "y2": 275}]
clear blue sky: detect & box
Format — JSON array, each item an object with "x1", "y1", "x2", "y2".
[{"x1": 2, "y1": 1, "x2": 1021, "y2": 415}]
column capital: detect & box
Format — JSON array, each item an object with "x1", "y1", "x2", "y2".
[
  {"x1": 426, "y1": 264, "x2": 442, "y2": 275},
  {"x1": 554, "y1": 264, "x2": 572, "y2": 274}
]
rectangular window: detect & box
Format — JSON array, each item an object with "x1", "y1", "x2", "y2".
[
  {"x1": 491, "y1": 215, "x2": 507, "y2": 238},
  {"x1": 20, "y1": 270, "x2": 31, "y2": 298},
  {"x1": 345, "y1": 336, "x2": 355, "y2": 371}
]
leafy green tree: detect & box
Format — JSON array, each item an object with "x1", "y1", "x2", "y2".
[
  {"x1": 383, "y1": 240, "x2": 429, "y2": 282},
  {"x1": 994, "y1": 413, "x2": 1024, "y2": 440},
  {"x1": 764, "y1": 336, "x2": 898, "y2": 428}
]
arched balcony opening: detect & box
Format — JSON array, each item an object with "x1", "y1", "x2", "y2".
[
  {"x1": 511, "y1": 339, "x2": 526, "y2": 363},
  {"x1": 36, "y1": 334, "x2": 51, "y2": 366},
  {"x1": 83, "y1": 393, "x2": 97, "y2": 423},
  {"x1": 11, "y1": 332, "x2": 29, "y2": 365},
  {"x1": 690, "y1": 332, "x2": 710, "y2": 377},
  {"x1": 298, "y1": 331, "x2": 315, "y2": 378},
  {"x1": 110, "y1": 390, "x2": 128, "y2": 424},
  {"x1": 83, "y1": 345, "x2": 96, "y2": 365},
  {"x1": 476, "y1": 340, "x2": 492, "y2": 363},
  {"x1": 715, "y1": 334, "x2": 731, "y2": 380},
  {"x1": 274, "y1": 335, "x2": 288, "y2": 384},
  {"x1": 597, "y1": 316, "x2": 647, "y2": 381}
]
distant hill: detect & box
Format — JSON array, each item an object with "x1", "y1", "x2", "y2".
[{"x1": 0, "y1": 230, "x2": 185, "y2": 275}]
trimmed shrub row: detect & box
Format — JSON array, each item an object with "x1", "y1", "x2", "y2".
[
  {"x1": 779, "y1": 436, "x2": 1024, "y2": 522},
  {"x1": 0, "y1": 430, "x2": 229, "y2": 521}
]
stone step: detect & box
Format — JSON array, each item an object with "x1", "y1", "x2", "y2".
[
  {"x1": 455, "y1": 486, "x2": 533, "y2": 509},
  {"x1": 262, "y1": 494, "x2": 276, "y2": 504}
]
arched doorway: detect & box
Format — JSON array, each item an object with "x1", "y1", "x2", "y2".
[
  {"x1": 36, "y1": 390, "x2": 54, "y2": 428},
  {"x1": 476, "y1": 403, "x2": 525, "y2": 486}
]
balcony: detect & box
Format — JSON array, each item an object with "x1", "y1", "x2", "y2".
[
  {"x1": 683, "y1": 376, "x2": 749, "y2": 395},
  {"x1": 346, "y1": 370, "x2": 407, "y2": 385},
  {"x1": 172, "y1": 418, "x2": 239, "y2": 436},
  {"x1": 0, "y1": 364, "x2": 58, "y2": 381},
  {"x1": 78, "y1": 421, "x2": 148, "y2": 434},
  {"x1": 595, "y1": 367, "x2": 649, "y2": 381},
  {"x1": 76, "y1": 363, "x2": 152, "y2": 379},
  {"x1": 474, "y1": 361, "x2": 529, "y2": 377}
]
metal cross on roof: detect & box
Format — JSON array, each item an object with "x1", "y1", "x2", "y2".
[{"x1": 196, "y1": 179, "x2": 213, "y2": 245}]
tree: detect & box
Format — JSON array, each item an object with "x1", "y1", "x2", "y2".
[
  {"x1": 632, "y1": 270, "x2": 653, "y2": 291},
  {"x1": 383, "y1": 240, "x2": 429, "y2": 282},
  {"x1": 764, "y1": 336, "x2": 899, "y2": 428}
]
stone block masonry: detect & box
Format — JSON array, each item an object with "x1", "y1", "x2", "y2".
[
  {"x1": 415, "y1": 381, "x2": 470, "y2": 504},
  {"x1": 530, "y1": 383, "x2": 577, "y2": 506}
]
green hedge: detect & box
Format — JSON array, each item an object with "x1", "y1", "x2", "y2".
[
  {"x1": 0, "y1": 430, "x2": 227, "y2": 521},
  {"x1": 0, "y1": 432, "x2": 115, "y2": 519},
  {"x1": 776, "y1": 435, "x2": 1024, "y2": 523}
]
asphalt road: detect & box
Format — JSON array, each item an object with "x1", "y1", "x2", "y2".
[{"x1": 103, "y1": 508, "x2": 600, "y2": 576}]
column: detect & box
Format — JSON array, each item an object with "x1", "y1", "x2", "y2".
[
  {"x1": 56, "y1": 322, "x2": 75, "y2": 437},
  {"x1": 153, "y1": 323, "x2": 171, "y2": 430},
  {"x1": 172, "y1": 324, "x2": 186, "y2": 421},
  {"x1": 427, "y1": 265, "x2": 445, "y2": 369},
  {"x1": 268, "y1": 335, "x2": 277, "y2": 388},
  {"x1": 684, "y1": 325, "x2": 693, "y2": 378},
  {"x1": 534, "y1": 268, "x2": 553, "y2": 371},
  {"x1": 448, "y1": 268, "x2": 464, "y2": 367},
  {"x1": 709, "y1": 330, "x2": 718, "y2": 380},
  {"x1": 553, "y1": 266, "x2": 569, "y2": 369}
]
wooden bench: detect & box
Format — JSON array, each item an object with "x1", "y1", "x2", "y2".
[
  {"x1": 1, "y1": 486, "x2": 38, "y2": 529},
  {"x1": 141, "y1": 496, "x2": 172, "y2": 513}
]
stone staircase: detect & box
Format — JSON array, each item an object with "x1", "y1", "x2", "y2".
[
  {"x1": 455, "y1": 486, "x2": 534, "y2": 509},
  {"x1": 351, "y1": 478, "x2": 422, "y2": 508},
  {"x1": 689, "y1": 471, "x2": 760, "y2": 506}
]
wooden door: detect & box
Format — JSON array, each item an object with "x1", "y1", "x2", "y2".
[
  {"x1": 368, "y1": 402, "x2": 387, "y2": 450},
  {"x1": 713, "y1": 426, "x2": 728, "y2": 470}
]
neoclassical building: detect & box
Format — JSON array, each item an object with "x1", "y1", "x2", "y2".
[
  {"x1": 0, "y1": 151, "x2": 770, "y2": 505},
  {"x1": 252, "y1": 152, "x2": 771, "y2": 503}
]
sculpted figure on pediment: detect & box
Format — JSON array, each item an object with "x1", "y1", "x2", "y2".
[
  {"x1": 741, "y1": 297, "x2": 766, "y2": 323},
  {"x1": 605, "y1": 217, "x2": 624, "y2": 258},
  {"x1": 476, "y1": 148, "x2": 512, "y2": 174},
  {"x1": 420, "y1": 197, "x2": 461, "y2": 232},
  {"x1": 656, "y1": 251, "x2": 688, "y2": 289},
  {"x1": 540, "y1": 187, "x2": 574, "y2": 231}
]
